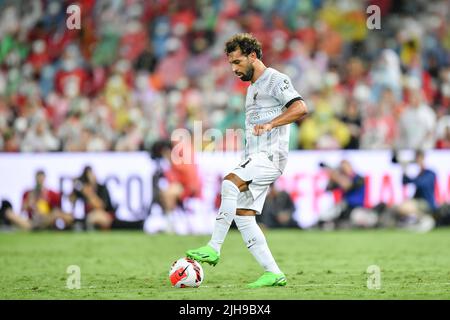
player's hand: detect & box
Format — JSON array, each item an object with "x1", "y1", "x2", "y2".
[{"x1": 253, "y1": 123, "x2": 273, "y2": 136}]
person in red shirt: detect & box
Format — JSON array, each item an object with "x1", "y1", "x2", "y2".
[
  {"x1": 436, "y1": 125, "x2": 450, "y2": 149},
  {"x1": 21, "y1": 170, "x2": 73, "y2": 230},
  {"x1": 159, "y1": 139, "x2": 202, "y2": 212}
]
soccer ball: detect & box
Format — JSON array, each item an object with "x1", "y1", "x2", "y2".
[{"x1": 169, "y1": 257, "x2": 204, "y2": 288}]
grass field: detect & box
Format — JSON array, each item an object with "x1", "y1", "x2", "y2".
[{"x1": 1, "y1": 228, "x2": 449, "y2": 300}]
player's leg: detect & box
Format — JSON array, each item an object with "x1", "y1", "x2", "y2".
[
  {"x1": 186, "y1": 173, "x2": 249, "y2": 266},
  {"x1": 235, "y1": 209, "x2": 286, "y2": 288},
  {"x1": 208, "y1": 173, "x2": 250, "y2": 252},
  {"x1": 233, "y1": 153, "x2": 286, "y2": 287}
]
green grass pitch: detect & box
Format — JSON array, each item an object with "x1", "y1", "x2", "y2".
[{"x1": 1, "y1": 229, "x2": 449, "y2": 299}]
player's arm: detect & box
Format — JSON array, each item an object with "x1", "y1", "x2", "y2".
[{"x1": 253, "y1": 99, "x2": 308, "y2": 136}]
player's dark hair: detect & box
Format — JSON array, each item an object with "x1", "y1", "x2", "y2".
[{"x1": 225, "y1": 33, "x2": 262, "y2": 59}]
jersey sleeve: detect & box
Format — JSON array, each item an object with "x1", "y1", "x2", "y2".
[{"x1": 271, "y1": 73, "x2": 303, "y2": 108}]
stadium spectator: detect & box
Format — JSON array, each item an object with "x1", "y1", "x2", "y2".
[
  {"x1": 435, "y1": 115, "x2": 450, "y2": 149},
  {"x1": 436, "y1": 124, "x2": 450, "y2": 149},
  {"x1": 361, "y1": 87, "x2": 400, "y2": 149},
  {"x1": 397, "y1": 89, "x2": 437, "y2": 150},
  {"x1": 298, "y1": 91, "x2": 351, "y2": 149},
  {"x1": 340, "y1": 99, "x2": 362, "y2": 149},
  {"x1": 369, "y1": 49, "x2": 403, "y2": 103},
  {"x1": 21, "y1": 170, "x2": 73, "y2": 230},
  {"x1": 0, "y1": 0, "x2": 449, "y2": 153},
  {"x1": 134, "y1": 42, "x2": 158, "y2": 73},
  {"x1": 21, "y1": 119, "x2": 59, "y2": 152},
  {"x1": 257, "y1": 184, "x2": 298, "y2": 229}
]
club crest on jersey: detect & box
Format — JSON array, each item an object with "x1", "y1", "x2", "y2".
[{"x1": 280, "y1": 79, "x2": 289, "y2": 92}]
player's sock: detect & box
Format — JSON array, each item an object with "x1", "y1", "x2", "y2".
[
  {"x1": 234, "y1": 215, "x2": 282, "y2": 274},
  {"x1": 207, "y1": 180, "x2": 240, "y2": 253}
]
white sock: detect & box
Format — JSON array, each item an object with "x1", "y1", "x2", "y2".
[
  {"x1": 234, "y1": 215, "x2": 282, "y2": 274},
  {"x1": 207, "y1": 180, "x2": 240, "y2": 253}
]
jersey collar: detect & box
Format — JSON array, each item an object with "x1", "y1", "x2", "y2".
[{"x1": 252, "y1": 67, "x2": 271, "y2": 86}]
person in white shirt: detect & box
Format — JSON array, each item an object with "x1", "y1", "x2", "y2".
[
  {"x1": 397, "y1": 89, "x2": 436, "y2": 149},
  {"x1": 186, "y1": 33, "x2": 309, "y2": 288}
]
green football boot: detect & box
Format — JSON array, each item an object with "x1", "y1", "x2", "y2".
[
  {"x1": 186, "y1": 245, "x2": 220, "y2": 266},
  {"x1": 247, "y1": 272, "x2": 287, "y2": 288}
]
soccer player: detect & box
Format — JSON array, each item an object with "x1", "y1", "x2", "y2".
[{"x1": 186, "y1": 33, "x2": 309, "y2": 288}]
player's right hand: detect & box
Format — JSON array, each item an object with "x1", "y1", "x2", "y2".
[{"x1": 253, "y1": 123, "x2": 273, "y2": 136}]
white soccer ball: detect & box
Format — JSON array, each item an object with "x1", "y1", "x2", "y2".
[{"x1": 169, "y1": 257, "x2": 204, "y2": 288}]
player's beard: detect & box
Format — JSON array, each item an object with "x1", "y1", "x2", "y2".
[{"x1": 237, "y1": 65, "x2": 254, "y2": 82}]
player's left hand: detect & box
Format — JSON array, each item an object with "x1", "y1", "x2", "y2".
[{"x1": 253, "y1": 123, "x2": 273, "y2": 136}]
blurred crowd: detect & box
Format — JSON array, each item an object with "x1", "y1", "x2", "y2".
[{"x1": 1, "y1": 0, "x2": 450, "y2": 153}]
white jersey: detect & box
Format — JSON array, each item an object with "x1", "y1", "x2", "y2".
[{"x1": 244, "y1": 67, "x2": 302, "y2": 171}]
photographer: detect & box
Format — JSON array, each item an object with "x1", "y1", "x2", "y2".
[
  {"x1": 22, "y1": 170, "x2": 73, "y2": 230},
  {"x1": 257, "y1": 183, "x2": 298, "y2": 229},
  {"x1": 394, "y1": 150, "x2": 437, "y2": 231},
  {"x1": 149, "y1": 140, "x2": 173, "y2": 209},
  {"x1": 319, "y1": 160, "x2": 366, "y2": 229},
  {"x1": 1, "y1": 199, "x2": 32, "y2": 231},
  {"x1": 70, "y1": 166, "x2": 115, "y2": 230}
]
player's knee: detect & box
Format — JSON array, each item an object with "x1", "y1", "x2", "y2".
[
  {"x1": 221, "y1": 179, "x2": 240, "y2": 199},
  {"x1": 236, "y1": 209, "x2": 257, "y2": 216},
  {"x1": 224, "y1": 173, "x2": 247, "y2": 191},
  {"x1": 234, "y1": 215, "x2": 253, "y2": 229}
]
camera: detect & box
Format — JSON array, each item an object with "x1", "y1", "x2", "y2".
[
  {"x1": 391, "y1": 149, "x2": 416, "y2": 166},
  {"x1": 391, "y1": 150, "x2": 399, "y2": 164},
  {"x1": 319, "y1": 162, "x2": 330, "y2": 169},
  {"x1": 72, "y1": 178, "x2": 85, "y2": 198}
]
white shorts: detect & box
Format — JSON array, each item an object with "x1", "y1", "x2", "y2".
[{"x1": 230, "y1": 152, "x2": 283, "y2": 214}]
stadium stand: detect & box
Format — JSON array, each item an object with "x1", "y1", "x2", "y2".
[{"x1": 0, "y1": 0, "x2": 449, "y2": 153}]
